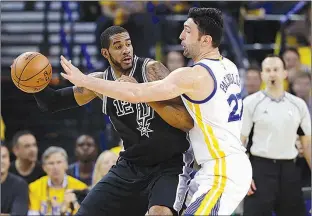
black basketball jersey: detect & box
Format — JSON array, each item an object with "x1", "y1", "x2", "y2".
[{"x1": 102, "y1": 56, "x2": 190, "y2": 166}]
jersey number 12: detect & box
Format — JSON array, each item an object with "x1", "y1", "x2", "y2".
[{"x1": 227, "y1": 93, "x2": 243, "y2": 122}]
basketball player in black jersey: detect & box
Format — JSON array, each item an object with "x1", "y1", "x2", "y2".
[{"x1": 32, "y1": 26, "x2": 194, "y2": 215}]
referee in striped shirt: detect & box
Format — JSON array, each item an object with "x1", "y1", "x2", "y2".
[{"x1": 241, "y1": 55, "x2": 311, "y2": 216}]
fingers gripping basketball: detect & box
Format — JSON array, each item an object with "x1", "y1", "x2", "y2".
[{"x1": 11, "y1": 52, "x2": 52, "y2": 93}]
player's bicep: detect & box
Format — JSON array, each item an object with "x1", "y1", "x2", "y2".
[
  {"x1": 145, "y1": 61, "x2": 183, "y2": 104},
  {"x1": 73, "y1": 72, "x2": 104, "y2": 105}
]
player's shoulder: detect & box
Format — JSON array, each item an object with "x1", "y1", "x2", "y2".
[{"x1": 243, "y1": 91, "x2": 265, "y2": 107}]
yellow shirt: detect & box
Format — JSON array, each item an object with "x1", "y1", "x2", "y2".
[
  {"x1": 29, "y1": 175, "x2": 87, "y2": 215},
  {"x1": 0, "y1": 116, "x2": 5, "y2": 141}
]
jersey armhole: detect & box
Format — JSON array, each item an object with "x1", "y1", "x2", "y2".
[{"x1": 182, "y1": 62, "x2": 217, "y2": 104}]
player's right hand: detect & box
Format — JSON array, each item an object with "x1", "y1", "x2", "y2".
[{"x1": 247, "y1": 179, "x2": 256, "y2": 196}]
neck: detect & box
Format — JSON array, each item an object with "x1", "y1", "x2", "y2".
[
  {"x1": 1, "y1": 172, "x2": 8, "y2": 184},
  {"x1": 79, "y1": 161, "x2": 94, "y2": 173},
  {"x1": 16, "y1": 159, "x2": 35, "y2": 173},
  {"x1": 265, "y1": 86, "x2": 284, "y2": 99},
  {"x1": 51, "y1": 176, "x2": 64, "y2": 188},
  {"x1": 193, "y1": 48, "x2": 220, "y2": 63},
  {"x1": 111, "y1": 65, "x2": 130, "y2": 78}
]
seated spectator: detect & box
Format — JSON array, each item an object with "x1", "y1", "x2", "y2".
[
  {"x1": 28, "y1": 147, "x2": 88, "y2": 216},
  {"x1": 243, "y1": 67, "x2": 262, "y2": 98},
  {"x1": 1, "y1": 144, "x2": 28, "y2": 216},
  {"x1": 0, "y1": 116, "x2": 5, "y2": 141},
  {"x1": 110, "y1": 139, "x2": 123, "y2": 156},
  {"x1": 92, "y1": 150, "x2": 118, "y2": 186},
  {"x1": 283, "y1": 47, "x2": 311, "y2": 79},
  {"x1": 67, "y1": 135, "x2": 98, "y2": 186},
  {"x1": 292, "y1": 72, "x2": 312, "y2": 113},
  {"x1": 9, "y1": 130, "x2": 45, "y2": 184},
  {"x1": 165, "y1": 51, "x2": 186, "y2": 72}
]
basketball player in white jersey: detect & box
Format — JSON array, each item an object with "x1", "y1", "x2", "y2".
[{"x1": 60, "y1": 7, "x2": 252, "y2": 215}]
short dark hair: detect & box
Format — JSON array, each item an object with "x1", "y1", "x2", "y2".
[
  {"x1": 246, "y1": 66, "x2": 261, "y2": 75},
  {"x1": 100, "y1": 26, "x2": 128, "y2": 49},
  {"x1": 11, "y1": 130, "x2": 33, "y2": 148},
  {"x1": 264, "y1": 54, "x2": 286, "y2": 69},
  {"x1": 282, "y1": 47, "x2": 300, "y2": 58},
  {"x1": 188, "y1": 7, "x2": 223, "y2": 48}
]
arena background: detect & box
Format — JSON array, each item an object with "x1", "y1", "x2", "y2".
[{"x1": 0, "y1": 1, "x2": 311, "y2": 215}]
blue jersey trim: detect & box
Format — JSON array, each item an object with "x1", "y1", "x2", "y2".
[{"x1": 182, "y1": 62, "x2": 217, "y2": 104}]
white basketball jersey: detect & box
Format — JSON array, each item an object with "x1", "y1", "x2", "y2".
[{"x1": 181, "y1": 58, "x2": 246, "y2": 165}]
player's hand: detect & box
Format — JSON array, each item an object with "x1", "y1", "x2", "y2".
[
  {"x1": 60, "y1": 55, "x2": 87, "y2": 87},
  {"x1": 117, "y1": 75, "x2": 137, "y2": 83},
  {"x1": 247, "y1": 179, "x2": 256, "y2": 196}
]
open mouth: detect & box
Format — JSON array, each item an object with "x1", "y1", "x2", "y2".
[
  {"x1": 271, "y1": 80, "x2": 275, "y2": 85},
  {"x1": 122, "y1": 57, "x2": 132, "y2": 64}
]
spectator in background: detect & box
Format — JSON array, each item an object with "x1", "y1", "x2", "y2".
[
  {"x1": 95, "y1": 1, "x2": 150, "y2": 60},
  {"x1": 0, "y1": 116, "x2": 5, "y2": 141},
  {"x1": 165, "y1": 51, "x2": 185, "y2": 72},
  {"x1": 67, "y1": 135, "x2": 98, "y2": 186},
  {"x1": 282, "y1": 47, "x2": 311, "y2": 83},
  {"x1": 241, "y1": 55, "x2": 311, "y2": 216},
  {"x1": 1, "y1": 144, "x2": 29, "y2": 216},
  {"x1": 9, "y1": 130, "x2": 45, "y2": 184},
  {"x1": 285, "y1": 5, "x2": 311, "y2": 46},
  {"x1": 92, "y1": 150, "x2": 118, "y2": 187},
  {"x1": 28, "y1": 146, "x2": 88, "y2": 216},
  {"x1": 243, "y1": 67, "x2": 262, "y2": 98},
  {"x1": 292, "y1": 72, "x2": 312, "y2": 113}
]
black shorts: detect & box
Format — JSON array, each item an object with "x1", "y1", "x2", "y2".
[{"x1": 76, "y1": 152, "x2": 194, "y2": 216}]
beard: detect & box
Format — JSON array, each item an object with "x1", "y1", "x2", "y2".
[
  {"x1": 109, "y1": 53, "x2": 132, "y2": 74},
  {"x1": 183, "y1": 43, "x2": 200, "y2": 58}
]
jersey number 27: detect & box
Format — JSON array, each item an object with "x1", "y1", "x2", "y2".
[{"x1": 227, "y1": 93, "x2": 243, "y2": 122}]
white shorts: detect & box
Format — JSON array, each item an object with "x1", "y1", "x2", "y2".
[{"x1": 184, "y1": 153, "x2": 252, "y2": 215}]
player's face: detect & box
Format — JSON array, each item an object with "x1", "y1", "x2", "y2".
[
  {"x1": 179, "y1": 18, "x2": 201, "y2": 58},
  {"x1": 75, "y1": 136, "x2": 97, "y2": 163},
  {"x1": 15, "y1": 134, "x2": 38, "y2": 162},
  {"x1": 1, "y1": 146, "x2": 10, "y2": 175},
  {"x1": 261, "y1": 57, "x2": 287, "y2": 88},
  {"x1": 43, "y1": 153, "x2": 68, "y2": 180},
  {"x1": 103, "y1": 32, "x2": 134, "y2": 73}
]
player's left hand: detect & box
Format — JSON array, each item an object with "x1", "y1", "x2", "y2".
[
  {"x1": 117, "y1": 75, "x2": 137, "y2": 83},
  {"x1": 60, "y1": 55, "x2": 86, "y2": 87}
]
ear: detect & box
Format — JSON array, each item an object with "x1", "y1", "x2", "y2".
[
  {"x1": 101, "y1": 48, "x2": 109, "y2": 59},
  {"x1": 202, "y1": 35, "x2": 212, "y2": 46}
]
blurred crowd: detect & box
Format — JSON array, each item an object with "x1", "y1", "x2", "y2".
[
  {"x1": 1, "y1": 131, "x2": 122, "y2": 215},
  {"x1": 1, "y1": 1, "x2": 311, "y2": 216}
]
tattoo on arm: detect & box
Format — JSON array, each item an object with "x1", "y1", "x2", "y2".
[
  {"x1": 146, "y1": 61, "x2": 170, "y2": 82},
  {"x1": 73, "y1": 87, "x2": 84, "y2": 94},
  {"x1": 145, "y1": 61, "x2": 182, "y2": 105}
]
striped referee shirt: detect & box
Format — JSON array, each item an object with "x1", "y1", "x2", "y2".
[{"x1": 241, "y1": 91, "x2": 311, "y2": 160}]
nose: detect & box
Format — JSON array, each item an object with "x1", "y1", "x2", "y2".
[
  {"x1": 179, "y1": 31, "x2": 185, "y2": 41},
  {"x1": 123, "y1": 47, "x2": 130, "y2": 55}
]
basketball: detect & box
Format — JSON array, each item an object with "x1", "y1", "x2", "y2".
[{"x1": 11, "y1": 52, "x2": 52, "y2": 93}]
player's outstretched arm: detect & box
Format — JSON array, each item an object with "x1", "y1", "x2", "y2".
[
  {"x1": 144, "y1": 61, "x2": 194, "y2": 132},
  {"x1": 60, "y1": 56, "x2": 196, "y2": 103},
  {"x1": 34, "y1": 72, "x2": 103, "y2": 113}
]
